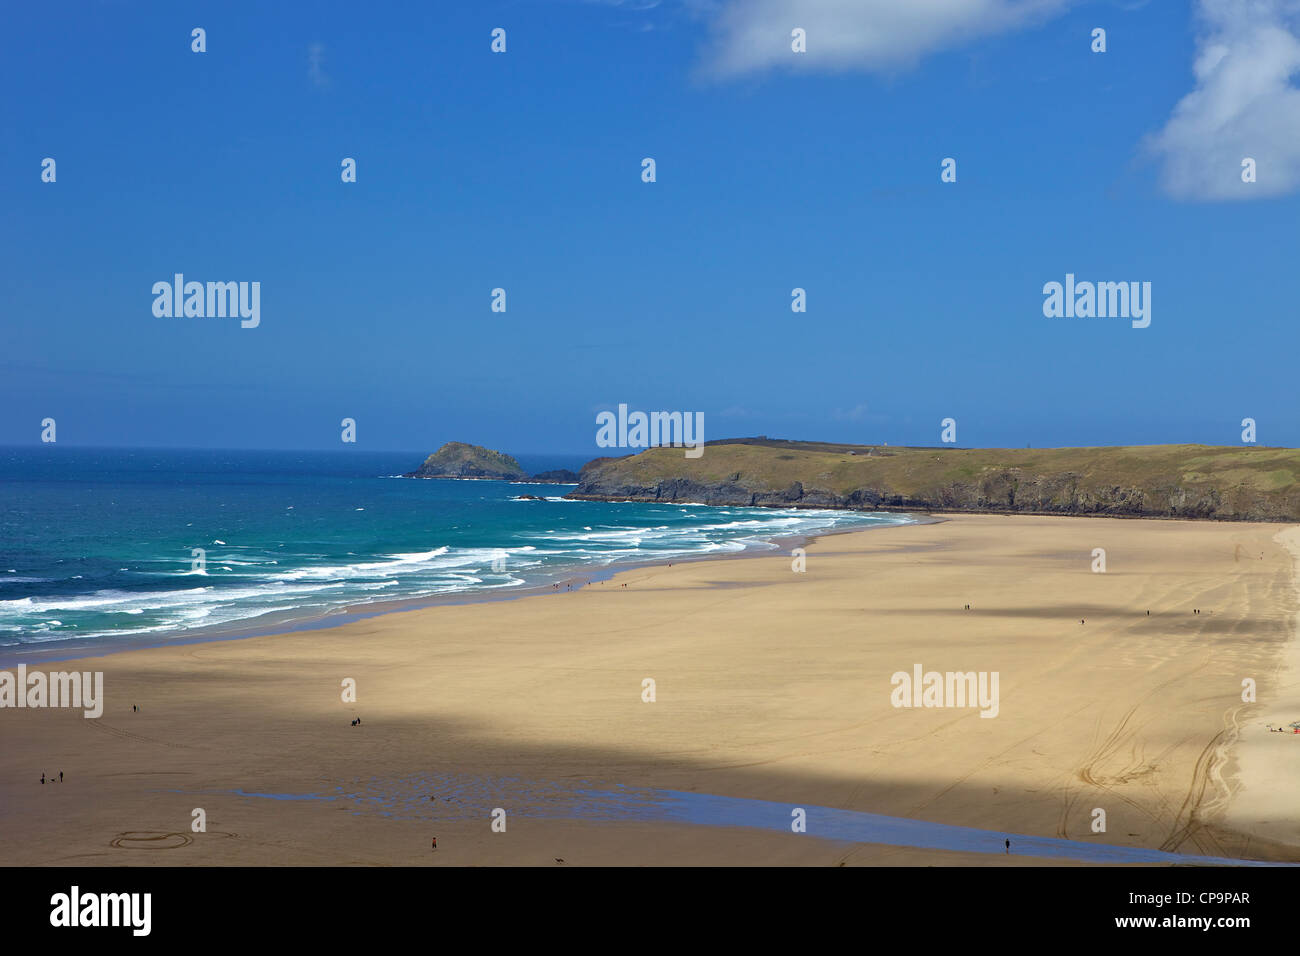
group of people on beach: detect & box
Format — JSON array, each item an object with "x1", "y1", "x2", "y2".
[{"x1": 40, "y1": 771, "x2": 63, "y2": 784}]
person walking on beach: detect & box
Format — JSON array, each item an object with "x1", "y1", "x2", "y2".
[
  {"x1": 59, "y1": 771, "x2": 63, "y2": 783},
  {"x1": 1005, "y1": 838, "x2": 1010, "y2": 854}
]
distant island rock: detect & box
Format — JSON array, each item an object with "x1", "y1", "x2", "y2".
[
  {"x1": 403, "y1": 443, "x2": 581, "y2": 483},
  {"x1": 405, "y1": 442, "x2": 528, "y2": 480}
]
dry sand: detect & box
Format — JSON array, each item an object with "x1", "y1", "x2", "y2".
[
  {"x1": 2, "y1": 513, "x2": 1297, "y2": 866},
  {"x1": 1215, "y1": 527, "x2": 1300, "y2": 851}
]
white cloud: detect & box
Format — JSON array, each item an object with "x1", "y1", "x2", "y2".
[
  {"x1": 685, "y1": 0, "x2": 1300, "y2": 199},
  {"x1": 699, "y1": 0, "x2": 1068, "y2": 77},
  {"x1": 1147, "y1": 0, "x2": 1300, "y2": 200}
]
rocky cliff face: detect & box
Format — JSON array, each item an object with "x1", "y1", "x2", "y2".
[
  {"x1": 521, "y1": 469, "x2": 581, "y2": 484},
  {"x1": 565, "y1": 442, "x2": 1300, "y2": 521},
  {"x1": 569, "y1": 472, "x2": 1243, "y2": 516}
]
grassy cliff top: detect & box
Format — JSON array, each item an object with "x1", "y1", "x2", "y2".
[
  {"x1": 573, "y1": 438, "x2": 1300, "y2": 519},
  {"x1": 587, "y1": 439, "x2": 1296, "y2": 494}
]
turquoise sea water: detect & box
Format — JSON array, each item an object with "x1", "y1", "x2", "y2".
[{"x1": 0, "y1": 447, "x2": 911, "y2": 655}]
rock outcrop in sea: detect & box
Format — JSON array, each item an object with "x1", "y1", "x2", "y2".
[
  {"x1": 524, "y1": 469, "x2": 581, "y2": 484},
  {"x1": 404, "y1": 444, "x2": 580, "y2": 483},
  {"x1": 405, "y1": 442, "x2": 529, "y2": 480}
]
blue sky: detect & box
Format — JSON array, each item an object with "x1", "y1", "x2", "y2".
[{"x1": 3, "y1": 0, "x2": 1298, "y2": 455}]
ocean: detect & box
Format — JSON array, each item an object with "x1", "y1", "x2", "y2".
[{"x1": 0, "y1": 447, "x2": 912, "y2": 658}]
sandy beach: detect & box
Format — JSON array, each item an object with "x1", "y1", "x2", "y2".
[
  {"x1": 1216, "y1": 527, "x2": 1300, "y2": 851},
  {"x1": 2, "y1": 513, "x2": 1298, "y2": 866}
]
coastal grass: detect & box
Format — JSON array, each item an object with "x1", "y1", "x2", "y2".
[{"x1": 579, "y1": 439, "x2": 1300, "y2": 518}]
